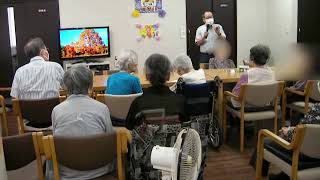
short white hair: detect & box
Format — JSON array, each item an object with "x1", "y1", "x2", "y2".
[
  {"x1": 173, "y1": 54, "x2": 194, "y2": 71},
  {"x1": 118, "y1": 49, "x2": 138, "y2": 70}
]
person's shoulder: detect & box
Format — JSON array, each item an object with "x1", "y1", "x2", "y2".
[
  {"x1": 88, "y1": 97, "x2": 108, "y2": 108},
  {"x1": 46, "y1": 61, "x2": 63, "y2": 69},
  {"x1": 16, "y1": 62, "x2": 31, "y2": 73},
  {"x1": 14, "y1": 65, "x2": 24, "y2": 76},
  {"x1": 196, "y1": 24, "x2": 206, "y2": 31},
  {"x1": 227, "y1": 59, "x2": 235, "y2": 65},
  {"x1": 52, "y1": 100, "x2": 67, "y2": 113},
  {"x1": 128, "y1": 73, "x2": 139, "y2": 79}
]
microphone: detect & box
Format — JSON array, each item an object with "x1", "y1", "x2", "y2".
[
  {"x1": 206, "y1": 24, "x2": 212, "y2": 32},
  {"x1": 205, "y1": 24, "x2": 212, "y2": 39}
]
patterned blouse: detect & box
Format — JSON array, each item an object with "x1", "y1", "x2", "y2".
[
  {"x1": 209, "y1": 58, "x2": 235, "y2": 69},
  {"x1": 281, "y1": 103, "x2": 320, "y2": 142}
]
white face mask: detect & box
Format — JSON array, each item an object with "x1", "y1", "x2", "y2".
[{"x1": 205, "y1": 18, "x2": 214, "y2": 25}]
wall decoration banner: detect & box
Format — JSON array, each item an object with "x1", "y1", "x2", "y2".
[
  {"x1": 136, "y1": 23, "x2": 160, "y2": 41},
  {"x1": 135, "y1": 0, "x2": 162, "y2": 13}
]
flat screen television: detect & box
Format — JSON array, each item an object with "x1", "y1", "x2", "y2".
[{"x1": 59, "y1": 26, "x2": 110, "y2": 60}]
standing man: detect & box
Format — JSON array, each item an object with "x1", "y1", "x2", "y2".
[
  {"x1": 11, "y1": 37, "x2": 64, "y2": 100},
  {"x1": 195, "y1": 11, "x2": 226, "y2": 64}
]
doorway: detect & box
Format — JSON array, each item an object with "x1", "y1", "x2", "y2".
[
  {"x1": 298, "y1": 0, "x2": 320, "y2": 43},
  {"x1": 186, "y1": 0, "x2": 237, "y2": 69}
]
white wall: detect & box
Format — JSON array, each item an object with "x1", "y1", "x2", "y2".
[
  {"x1": 59, "y1": 0, "x2": 297, "y2": 69},
  {"x1": 59, "y1": 0, "x2": 186, "y2": 70},
  {"x1": 237, "y1": 0, "x2": 298, "y2": 66},
  {"x1": 267, "y1": 0, "x2": 298, "y2": 65},
  {"x1": 237, "y1": 0, "x2": 269, "y2": 65}
]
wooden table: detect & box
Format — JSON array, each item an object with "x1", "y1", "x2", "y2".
[
  {"x1": 93, "y1": 69, "x2": 242, "y2": 121},
  {"x1": 93, "y1": 71, "x2": 185, "y2": 91}
]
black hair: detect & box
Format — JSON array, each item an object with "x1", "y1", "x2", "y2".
[
  {"x1": 250, "y1": 44, "x2": 271, "y2": 66},
  {"x1": 202, "y1": 11, "x2": 213, "y2": 19},
  {"x1": 24, "y1": 37, "x2": 46, "y2": 60},
  {"x1": 145, "y1": 54, "x2": 172, "y2": 87}
]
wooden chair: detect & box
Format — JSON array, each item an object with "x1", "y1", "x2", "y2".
[
  {"x1": 3, "y1": 133, "x2": 40, "y2": 180},
  {"x1": 12, "y1": 96, "x2": 65, "y2": 134},
  {"x1": 0, "y1": 95, "x2": 8, "y2": 136},
  {"x1": 32, "y1": 132, "x2": 51, "y2": 180},
  {"x1": 199, "y1": 63, "x2": 209, "y2": 69},
  {"x1": 256, "y1": 124, "x2": 320, "y2": 180},
  {"x1": 0, "y1": 138, "x2": 7, "y2": 180},
  {"x1": 223, "y1": 81, "x2": 285, "y2": 152},
  {"x1": 0, "y1": 87, "x2": 12, "y2": 108},
  {"x1": 282, "y1": 80, "x2": 320, "y2": 126},
  {"x1": 96, "y1": 93, "x2": 142, "y2": 126},
  {"x1": 42, "y1": 128, "x2": 132, "y2": 180}
]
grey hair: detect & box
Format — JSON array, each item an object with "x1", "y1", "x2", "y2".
[
  {"x1": 24, "y1": 37, "x2": 46, "y2": 60},
  {"x1": 118, "y1": 49, "x2": 138, "y2": 71},
  {"x1": 173, "y1": 54, "x2": 194, "y2": 72},
  {"x1": 63, "y1": 65, "x2": 93, "y2": 95},
  {"x1": 145, "y1": 54, "x2": 172, "y2": 87}
]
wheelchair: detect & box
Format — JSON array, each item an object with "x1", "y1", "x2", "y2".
[
  {"x1": 128, "y1": 109, "x2": 186, "y2": 180},
  {"x1": 176, "y1": 78, "x2": 223, "y2": 149}
]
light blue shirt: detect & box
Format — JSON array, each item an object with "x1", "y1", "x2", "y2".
[{"x1": 105, "y1": 72, "x2": 142, "y2": 95}]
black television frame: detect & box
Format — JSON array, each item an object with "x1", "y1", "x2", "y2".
[{"x1": 59, "y1": 26, "x2": 111, "y2": 60}]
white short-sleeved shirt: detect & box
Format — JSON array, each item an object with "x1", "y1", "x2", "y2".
[
  {"x1": 10, "y1": 56, "x2": 64, "y2": 100},
  {"x1": 195, "y1": 24, "x2": 226, "y2": 54}
]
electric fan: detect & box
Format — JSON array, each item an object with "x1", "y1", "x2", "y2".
[{"x1": 151, "y1": 128, "x2": 202, "y2": 180}]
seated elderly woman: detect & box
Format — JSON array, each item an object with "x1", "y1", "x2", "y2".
[
  {"x1": 170, "y1": 54, "x2": 206, "y2": 92},
  {"x1": 48, "y1": 65, "x2": 114, "y2": 179},
  {"x1": 105, "y1": 49, "x2": 142, "y2": 95},
  {"x1": 125, "y1": 54, "x2": 187, "y2": 130},
  {"x1": 209, "y1": 39, "x2": 235, "y2": 69},
  {"x1": 231, "y1": 44, "x2": 275, "y2": 107}
]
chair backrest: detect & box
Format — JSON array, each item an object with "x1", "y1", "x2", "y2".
[
  {"x1": 32, "y1": 132, "x2": 51, "y2": 180},
  {"x1": 300, "y1": 124, "x2": 320, "y2": 159},
  {"x1": 96, "y1": 93, "x2": 142, "y2": 119},
  {"x1": 135, "y1": 109, "x2": 180, "y2": 125},
  {"x1": 309, "y1": 81, "x2": 320, "y2": 101},
  {"x1": 241, "y1": 81, "x2": 283, "y2": 107},
  {"x1": 13, "y1": 97, "x2": 60, "y2": 127},
  {"x1": 107, "y1": 70, "x2": 120, "y2": 75},
  {"x1": 2, "y1": 133, "x2": 36, "y2": 170},
  {"x1": 177, "y1": 82, "x2": 212, "y2": 116},
  {"x1": 0, "y1": 95, "x2": 8, "y2": 136},
  {"x1": 130, "y1": 109, "x2": 182, "y2": 179},
  {"x1": 53, "y1": 133, "x2": 117, "y2": 171}
]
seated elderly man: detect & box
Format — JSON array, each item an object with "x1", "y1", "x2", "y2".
[
  {"x1": 170, "y1": 54, "x2": 206, "y2": 92},
  {"x1": 126, "y1": 54, "x2": 187, "y2": 130},
  {"x1": 11, "y1": 37, "x2": 64, "y2": 100},
  {"x1": 106, "y1": 49, "x2": 142, "y2": 95},
  {"x1": 48, "y1": 65, "x2": 114, "y2": 180}
]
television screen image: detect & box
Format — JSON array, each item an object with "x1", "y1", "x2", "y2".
[{"x1": 59, "y1": 27, "x2": 110, "y2": 59}]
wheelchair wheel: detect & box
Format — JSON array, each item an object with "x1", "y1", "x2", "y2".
[{"x1": 208, "y1": 116, "x2": 222, "y2": 149}]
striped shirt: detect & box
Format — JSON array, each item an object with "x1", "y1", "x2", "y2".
[{"x1": 10, "y1": 56, "x2": 64, "y2": 100}]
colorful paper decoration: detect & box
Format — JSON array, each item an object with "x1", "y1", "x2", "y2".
[
  {"x1": 135, "y1": 0, "x2": 162, "y2": 13},
  {"x1": 136, "y1": 23, "x2": 160, "y2": 41},
  {"x1": 158, "y1": 9, "x2": 166, "y2": 18},
  {"x1": 131, "y1": 9, "x2": 141, "y2": 18}
]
